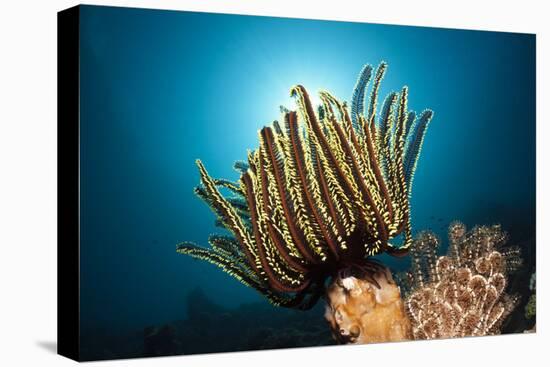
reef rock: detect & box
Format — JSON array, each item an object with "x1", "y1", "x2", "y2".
[{"x1": 324, "y1": 267, "x2": 411, "y2": 344}]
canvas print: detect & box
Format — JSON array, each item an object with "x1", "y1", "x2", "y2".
[{"x1": 57, "y1": 4, "x2": 536, "y2": 361}]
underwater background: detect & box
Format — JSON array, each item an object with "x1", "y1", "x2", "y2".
[{"x1": 78, "y1": 5, "x2": 535, "y2": 360}]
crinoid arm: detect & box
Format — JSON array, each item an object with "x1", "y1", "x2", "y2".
[{"x1": 176, "y1": 161, "x2": 322, "y2": 309}]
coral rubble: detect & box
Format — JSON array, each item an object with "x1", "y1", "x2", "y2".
[{"x1": 403, "y1": 223, "x2": 521, "y2": 339}]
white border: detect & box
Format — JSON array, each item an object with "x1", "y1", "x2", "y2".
[{"x1": 0, "y1": 1, "x2": 547, "y2": 366}]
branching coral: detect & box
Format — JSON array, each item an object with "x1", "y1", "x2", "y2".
[
  {"x1": 177, "y1": 61, "x2": 434, "y2": 311},
  {"x1": 403, "y1": 223, "x2": 521, "y2": 340}
]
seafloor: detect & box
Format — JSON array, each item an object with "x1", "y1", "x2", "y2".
[
  {"x1": 80, "y1": 231, "x2": 535, "y2": 362},
  {"x1": 80, "y1": 289, "x2": 333, "y2": 361}
]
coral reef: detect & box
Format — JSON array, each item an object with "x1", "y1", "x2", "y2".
[
  {"x1": 177, "y1": 61, "x2": 434, "y2": 310},
  {"x1": 403, "y1": 222, "x2": 521, "y2": 340},
  {"x1": 324, "y1": 264, "x2": 411, "y2": 344}
]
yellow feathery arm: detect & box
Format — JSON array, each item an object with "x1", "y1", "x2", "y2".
[
  {"x1": 390, "y1": 87, "x2": 410, "y2": 233},
  {"x1": 290, "y1": 85, "x2": 344, "y2": 259},
  {"x1": 258, "y1": 129, "x2": 310, "y2": 268},
  {"x1": 281, "y1": 111, "x2": 328, "y2": 260},
  {"x1": 254, "y1": 150, "x2": 310, "y2": 291},
  {"x1": 386, "y1": 87, "x2": 415, "y2": 254},
  {"x1": 195, "y1": 160, "x2": 260, "y2": 272},
  {"x1": 271, "y1": 121, "x2": 322, "y2": 262},
  {"x1": 315, "y1": 98, "x2": 357, "y2": 238},
  {"x1": 176, "y1": 242, "x2": 261, "y2": 290},
  {"x1": 299, "y1": 86, "x2": 388, "y2": 254},
  {"x1": 308, "y1": 100, "x2": 356, "y2": 244},
  {"x1": 318, "y1": 93, "x2": 383, "y2": 244},
  {"x1": 212, "y1": 178, "x2": 245, "y2": 196},
  {"x1": 320, "y1": 91, "x2": 388, "y2": 223}
]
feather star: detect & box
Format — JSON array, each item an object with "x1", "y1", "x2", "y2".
[{"x1": 177, "y1": 62, "x2": 434, "y2": 309}]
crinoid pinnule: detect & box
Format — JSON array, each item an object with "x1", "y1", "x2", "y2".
[
  {"x1": 404, "y1": 223, "x2": 521, "y2": 340},
  {"x1": 177, "y1": 62, "x2": 434, "y2": 313}
]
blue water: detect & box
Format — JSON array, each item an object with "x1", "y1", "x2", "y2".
[{"x1": 78, "y1": 5, "x2": 535, "y2": 356}]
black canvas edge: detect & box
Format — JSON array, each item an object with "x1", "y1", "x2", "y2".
[{"x1": 57, "y1": 5, "x2": 81, "y2": 362}]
